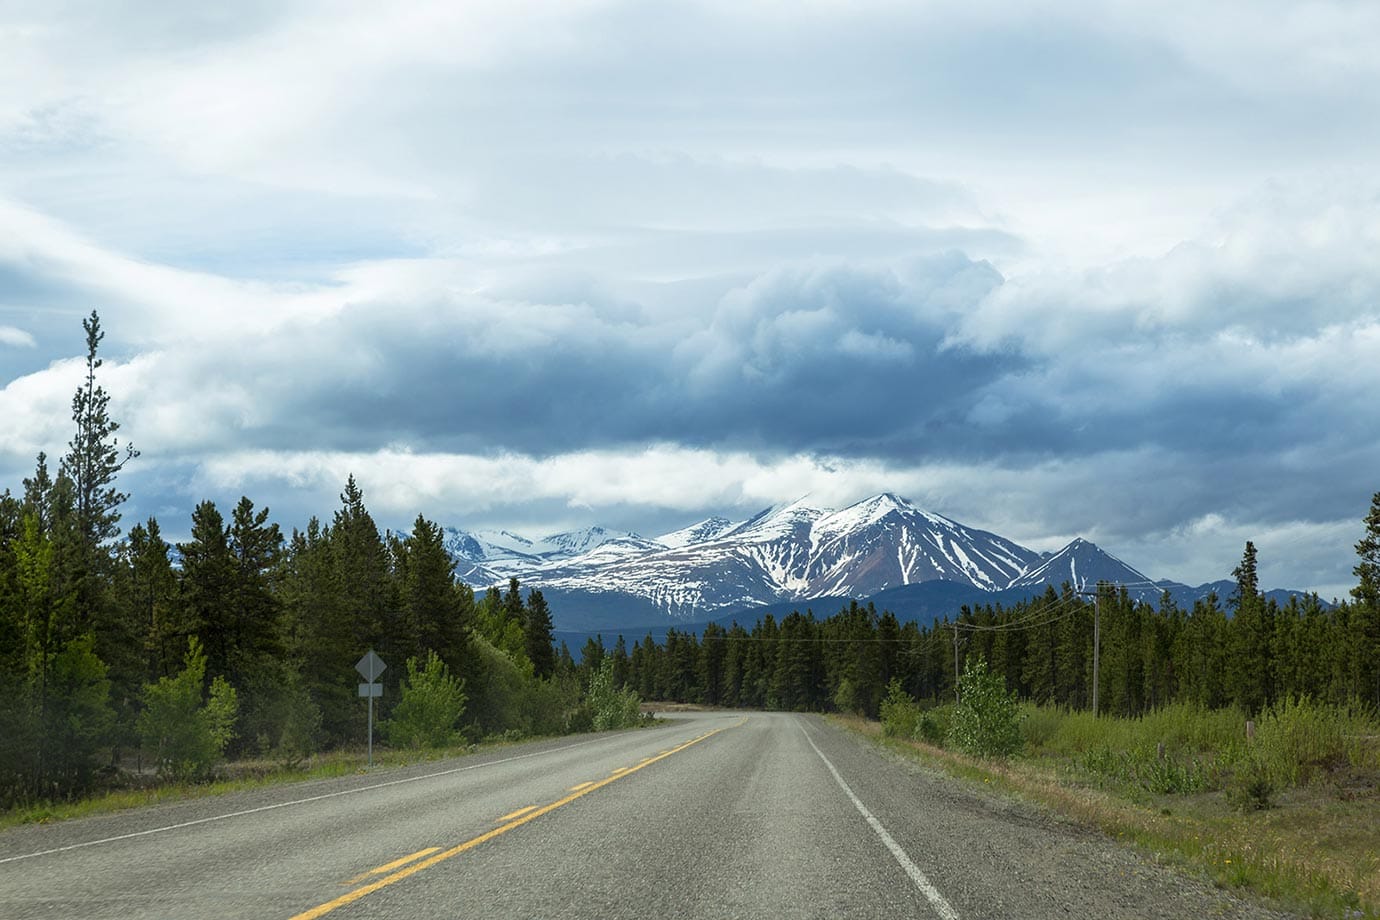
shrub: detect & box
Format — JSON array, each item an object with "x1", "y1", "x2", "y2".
[
  {"x1": 139, "y1": 638, "x2": 238, "y2": 782},
  {"x1": 879, "y1": 679, "x2": 922, "y2": 738},
  {"x1": 586, "y1": 658, "x2": 642, "y2": 731},
  {"x1": 1227, "y1": 754, "x2": 1276, "y2": 810},
  {"x1": 833, "y1": 678, "x2": 860, "y2": 715},
  {"x1": 1252, "y1": 695, "x2": 1365, "y2": 788},
  {"x1": 385, "y1": 652, "x2": 467, "y2": 749},
  {"x1": 947, "y1": 658, "x2": 1023, "y2": 758},
  {"x1": 1080, "y1": 745, "x2": 1210, "y2": 795},
  {"x1": 44, "y1": 635, "x2": 115, "y2": 792},
  {"x1": 917, "y1": 704, "x2": 953, "y2": 745}
]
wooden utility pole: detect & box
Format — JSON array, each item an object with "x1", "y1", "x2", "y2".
[
  {"x1": 1077, "y1": 587, "x2": 1105, "y2": 717},
  {"x1": 1092, "y1": 589, "x2": 1101, "y2": 717},
  {"x1": 952, "y1": 622, "x2": 962, "y2": 703}
]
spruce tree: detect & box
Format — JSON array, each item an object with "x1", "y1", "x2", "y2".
[
  {"x1": 122, "y1": 518, "x2": 177, "y2": 679},
  {"x1": 178, "y1": 501, "x2": 236, "y2": 679},
  {"x1": 61, "y1": 311, "x2": 138, "y2": 557},
  {"x1": 1350, "y1": 492, "x2": 1380, "y2": 705},
  {"x1": 523, "y1": 588, "x2": 556, "y2": 680},
  {"x1": 399, "y1": 514, "x2": 469, "y2": 670},
  {"x1": 1228, "y1": 542, "x2": 1272, "y2": 713}
]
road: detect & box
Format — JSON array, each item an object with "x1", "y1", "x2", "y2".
[{"x1": 0, "y1": 712, "x2": 1293, "y2": 919}]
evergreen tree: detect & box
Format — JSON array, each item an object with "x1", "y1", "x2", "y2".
[
  {"x1": 1350, "y1": 492, "x2": 1380, "y2": 705},
  {"x1": 280, "y1": 518, "x2": 354, "y2": 742},
  {"x1": 330, "y1": 477, "x2": 394, "y2": 660},
  {"x1": 1228, "y1": 541, "x2": 1273, "y2": 713},
  {"x1": 60, "y1": 311, "x2": 138, "y2": 572},
  {"x1": 397, "y1": 514, "x2": 469, "y2": 671},
  {"x1": 699, "y1": 622, "x2": 727, "y2": 706},
  {"x1": 524, "y1": 589, "x2": 557, "y2": 679},
  {"x1": 178, "y1": 501, "x2": 236, "y2": 680}
]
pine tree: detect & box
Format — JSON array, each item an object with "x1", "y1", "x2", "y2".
[
  {"x1": 1228, "y1": 541, "x2": 1272, "y2": 713},
  {"x1": 1350, "y1": 492, "x2": 1380, "y2": 705},
  {"x1": 178, "y1": 501, "x2": 236, "y2": 680},
  {"x1": 523, "y1": 588, "x2": 556, "y2": 680},
  {"x1": 330, "y1": 476, "x2": 395, "y2": 661},
  {"x1": 121, "y1": 519, "x2": 178, "y2": 680},
  {"x1": 398, "y1": 515, "x2": 469, "y2": 671},
  {"x1": 61, "y1": 311, "x2": 138, "y2": 558}
]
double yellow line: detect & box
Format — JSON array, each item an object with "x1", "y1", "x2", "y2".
[{"x1": 291, "y1": 726, "x2": 730, "y2": 919}]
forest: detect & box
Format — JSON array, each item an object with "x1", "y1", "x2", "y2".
[
  {"x1": 2, "y1": 312, "x2": 1378, "y2": 811},
  {"x1": 608, "y1": 532, "x2": 1380, "y2": 722},
  {"x1": 0, "y1": 313, "x2": 625, "y2": 809}
]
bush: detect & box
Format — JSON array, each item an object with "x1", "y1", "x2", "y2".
[
  {"x1": 917, "y1": 704, "x2": 953, "y2": 745},
  {"x1": 138, "y1": 638, "x2": 238, "y2": 782},
  {"x1": 833, "y1": 678, "x2": 860, "y2": 715},
  {"x1": 44, "y1": 635, "x2": 115, "y2": 792},
  {"x1": 385, "y1": 652, "x2": 467, "y2": 749},
  {"x1": 879, "y1": 679, "x2": 922, "y2": 738},
  {"x1": 1080, "y1": 745, "x2": 1210, "y2": 795},
  {"x1": 586, "y1": 658, "x2": 642, "y2": 731},
  {"x1": 947, "y1": 658, "x2": 1023, "y2": 758},
  {"x1": 1018, "y1": 702, "x2": 1063, "y2": 751},
  {"x1": 1251, "y1": 695, "x2": 1371, "y2": 788},
  {"x1": 1227, "y1": 754, "x2": 1276, "y2": 810}
]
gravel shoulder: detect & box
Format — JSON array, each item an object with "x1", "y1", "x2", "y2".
[{"x1": 818, "y1": 715, "x2": 1306, "y2": 919}]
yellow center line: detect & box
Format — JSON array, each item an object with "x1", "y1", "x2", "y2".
[
  {"x1": 343, "y1": 847, "x2": 441, "y2": 885},
  {"x1": 497, "y1": 805, "x2": 540, "y2": 823},
  {"x1": 567, "y1": 781, "x2": 595, "y2": 792},
  {"x1": 290, "y1": 726, "x2": 730, "y2": 920}
]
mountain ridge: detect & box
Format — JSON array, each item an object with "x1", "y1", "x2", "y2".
[{"x1": 443, "y1": 493, "x2": 1328, "y2": 629}]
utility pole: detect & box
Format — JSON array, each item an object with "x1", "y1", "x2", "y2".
[
  {"x1": 1077, "y1": 587, "x2": 1105, "y2": 717},
  {"x1": 1092, "y1": 589, "x2": 1100, "y2": 717},
  {"x1": 951, "y1": 622, "x2": 962, "y2": 703}
]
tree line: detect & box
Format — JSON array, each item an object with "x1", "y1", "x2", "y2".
[
  {"x1": 602, "y1": 517, "x2": 1380, "y2": 721},
  {"x1": 0, "y1": 313, "x2": 616, "y2": 807}
]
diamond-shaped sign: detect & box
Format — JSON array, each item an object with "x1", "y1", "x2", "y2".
[{"x1": 355, "y1": 649, "x2": 386, "y2": 683}]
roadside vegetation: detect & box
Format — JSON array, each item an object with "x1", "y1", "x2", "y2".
[
  {"x1": 0, "y1": 313, "x2": 649, "y2": 823},
  {"x1": 867, "y1": 686, "x2": 1380, "y2": 917}
]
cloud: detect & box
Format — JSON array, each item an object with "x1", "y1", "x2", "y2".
[
  {"x1": 0, "y1": 325, "x2": 35, "y2": 347},
  {"x1": 4, "y1": 1, "x2": 1380, "y2": 602}
]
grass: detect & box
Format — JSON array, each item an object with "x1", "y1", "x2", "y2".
[
  {"x1": 841, "y1": 697, "x2": 1380, "y2": 919},
  {"x1": 0, "y1": 732, "x2": 548, "y2": 832},
  {"x1": 1, "y1": 717, "x2": 670, "y2": 832}
]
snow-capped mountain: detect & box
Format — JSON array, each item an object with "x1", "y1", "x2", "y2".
[
  {"x1": 802, "y1": 493, "x2": 1041, "y2": 594},
  {"x1": 442, "y1": 525, "x2": 647, "y2": 587},
  {"x1": 1007, "y1": 537, "x2": 1154, "y2": 594},
  {"x1": 655, "y1": 516, "x2": 739, "y2": 549},
  {"x1": 443, "y1": 494, "x2": 1330, "y2": 629},
  {"x1": 447, "y1": 493, "x2": 1043, "y2": 622}
]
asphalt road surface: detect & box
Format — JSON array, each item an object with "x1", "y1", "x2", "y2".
[{"x1": 0, "y1": 711, "x2": 1296, "y2": 919}]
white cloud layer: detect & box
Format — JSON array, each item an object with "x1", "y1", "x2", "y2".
[{"x1": 3, "y1": 0, "x2": 1379, "y2": 600}]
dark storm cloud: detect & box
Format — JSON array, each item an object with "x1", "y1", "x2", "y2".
[{"x1": 220, "y1": 252, "x2": 1017, "y2": 463}]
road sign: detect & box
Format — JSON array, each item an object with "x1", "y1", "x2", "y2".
[
  {"x1": 356, "y1": 649, "x2": 386, "y2": 683},
  {"x1": 356, "y1": 649, "x2": 387, "y2": 768}
]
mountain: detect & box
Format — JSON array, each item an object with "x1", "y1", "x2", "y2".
[
  {"x1": 444, "y1": 493, "x2": 1329, "y2": 630},
  {"x1": 449, "y1": 493, "x2": 1042, "y2": 621},
  {"x1": 1007, "y1": 537, "x2": 1160, "y2": 602},
  {"x1": 655, "y1": 516, "x2": 739, "y2": 549},
  {"x1": 801, "y1": 493, "x2": 1041, "y2": 594}
]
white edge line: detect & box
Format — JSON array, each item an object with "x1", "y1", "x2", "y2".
[
  {"x1": 0, "y1": 732, "x2": 630, "y2": 866},
  {"x1": 798, "y1": 718, "x2": 960, "y2": 920}
]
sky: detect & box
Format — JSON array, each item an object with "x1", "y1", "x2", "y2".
[{"x1": 2, "y1": 0, "x2": 1378, "y2": 600}]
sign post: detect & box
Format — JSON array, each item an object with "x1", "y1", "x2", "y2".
[{"x1": 355, "y1": 649, "x2": 387, "y2": 767}]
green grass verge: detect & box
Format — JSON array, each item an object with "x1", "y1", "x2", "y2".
[
  {"x1": 834, "y1": 712, "x2": 1380, "y2": 920},
  {"x1": 0, "y1": 718, "x2": 667, "y2": 832}
]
